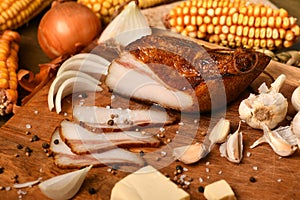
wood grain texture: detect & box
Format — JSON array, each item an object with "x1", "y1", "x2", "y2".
[{"x1": 1, "y1": 2, "x2": 300, "y2": 200}]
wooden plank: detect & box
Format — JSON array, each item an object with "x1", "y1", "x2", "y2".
[{"x1": 1, "y1": 2, "x2": 300, "y2": 200}]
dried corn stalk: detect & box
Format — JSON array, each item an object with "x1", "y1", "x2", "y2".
[
  {"x1": 0, "y1": 30, "x2": 20, "y2": 116},
  {"x1": 164, "y1": 0, "x2": 300, "y2": 50},
  {"x1": 0, "y1": 0, "x2": 53, "y2": 31},
  {"x1": 77, "y1": 0, "x2": 177, "y2": 25}
]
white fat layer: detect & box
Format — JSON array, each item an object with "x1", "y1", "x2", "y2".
[
  {"x1": 106, "y1": 53, "x2": 194, "y2": 110},
  {"x1": 73, "y1": 106, "x2": 170, "y2": 125}
]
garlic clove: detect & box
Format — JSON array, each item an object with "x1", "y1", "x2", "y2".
[
  {"x1": 220, "y1": 122, "x2": 243, "y2": 163},
  {"x1": 239, "y1": 74, "x2": 288, "y2": 130},
  {"x1": 173, "y1": 143, "x2": 207, "y2": 164},
  {"x1": 54, "y1": 77, "x2": 103, "y2": 114},
  {"x1": 291, "y1": 86, "x2": 300, "y2": 112},
  {"x1": 98, "y1": 1, "x2": 151, "y2": 45},
  {"x1": 290, "y1": 111, "x2": 300, "y2": 148},
  {"x1": 48, "y1": 70, "x2": 100, "y2": 111},
  {"x1": 209, "y1": 118, "x2": 230, "y2": 144},
  {"x1": 57, "y1": 53, "x2": 110, "y2": 77},
  {"x1": 251, "y1": 124, "x2": 297, "y2": 157},
  {"x1": 39, "y1": 165, "x2": 92, "y2": 200}
]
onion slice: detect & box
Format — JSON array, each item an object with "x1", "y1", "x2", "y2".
[
  {"x1": 98, "y1": 1, "x2": 151, "y2": 45},
  {"x1": 57, "y1": 53, "x2": 110, "y2": 77},
  {"x1": 48, "y1": 70, "x2": 100, "y2": 111},
  {"x1": 54, "y1": 77, "x2": 102, "y2": 114}
]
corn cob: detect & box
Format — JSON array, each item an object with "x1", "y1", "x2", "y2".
[
  {"x1": 77, "y1": 0, "x2": 177, "y2": 25},
  {"x1": 165, "y1": 0, "x2": 300, "y2": 50},
  {"x1": 0, "y1": 30, "x2": 20, "y2": 116},
  {"x1": 0, "y1": 0, "x2": 53, "y2": 31}
]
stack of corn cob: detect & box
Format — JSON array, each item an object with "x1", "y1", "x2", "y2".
[
  {"x1": 164, "y1": 0, "x2": 300, "y2": 50},
  {"x1": 77, "y1": 0, "x2": 177, "y2": 25},
  {"x1": 0, "y1": 30, "x2": 20, "y2": 116},
  {"x1": 0, "y1": 0, "x2": 53, "y2": 31}
]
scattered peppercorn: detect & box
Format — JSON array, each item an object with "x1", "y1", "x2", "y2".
[
  {"x1": 53, "y1": 139, "x2": 59, "y2": 145},
  {"x1": 16, "y1": 144, "x2": 23, "y2": 150},
  {"x1": 198, "y1": 186, "x2": 205, "y2": 193},
  {"x1": 107, "y1": 119, "x2": 114, "y2": 126},
  {"x1": 249, "y1": 176, "x2": 257, "y2": 183},
  {"x1": 42, "y1": 142, "x2": 50, "y2": 149},
  {"x1": 88, "y1": 187, "x2": 96, "y2": 194},
  {"x1": 0, "y1": 167, "x2": 4, "y2": 174},
  {"x1": 31, "y1": 135, "x2": 39, "y2": 142},
  {"x1": 25, "y1": 147, "x2": 32, "y2": 153},
  {"x1": 176, "y1": 165, "x2": 183, "y2": 171}
]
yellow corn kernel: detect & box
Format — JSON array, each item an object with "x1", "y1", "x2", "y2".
[
  {"x1": 166, "y1": 0, "x2": 300, "y2": 50},
  {"x1": 0, "y1": 0, "x2": 53, "y2": 31}
]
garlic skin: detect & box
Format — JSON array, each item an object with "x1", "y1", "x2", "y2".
[
  {"x1": 239, "y1": 74, "x2": 288, "y2": 130},
  {"x1": 250, "y1": 124, "x2": 298, "y2": 157},
  {"x1": 220, "y1": 122, "x2": 243, "y2": 164},
  {"x1": 291, "y1": 111, "x2": 300, "y2": 148},
  {"x1": 98, "y1": 1, "x2": 151, "y2": 45},
  {"x1": 38, "y1": 165, "x2": 92, "y2": 200},
  {"x1": 291, "y1": 86, "x2": 300, "y2": 112}
]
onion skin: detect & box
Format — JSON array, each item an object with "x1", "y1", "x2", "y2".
[{"x1": 38, "y1": 2, "x2": 101, "y2": 59}]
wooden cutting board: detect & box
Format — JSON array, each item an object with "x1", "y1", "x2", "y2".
[{"x1": 1, "y1": 2, "x2": 300, "y2": 200}]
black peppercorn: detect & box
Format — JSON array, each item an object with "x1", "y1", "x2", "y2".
[
  {"x1": 0, "y1": 167, "x2": 4, "y2": 174},
  {"x1": 25, "y1": 147, "x2": 32, "y2": 153},
  {"x1": 31, "y1": 135, "x2": 39, "y2": 142},
  {"x1": 88, "y1": 187, "x2": 96, "y2": 194},
  {"x1": 107, "y1": 119, "x2": 114, "y2": 126},
  {"x1": 198, "y1": 186, "x2": 205, "y2": 193},
  {"x1": 53, "y1": 139, "x2": 59, "y2": 145},
  {"x1": 42, "y1": 142, "x2": 50, "y2": 149},
  {"x1": 16, "y1": 144, "x2": 23, "y2": 150},
  {"x1": 249, "y1": 176, "x2": 256, "y2": 183},
  {"x1": 176, "y1": 165, "x2": 183, "y2": 171},
  {"x1": 139, "y1": 150, "x2": 145, "y2": 157}
]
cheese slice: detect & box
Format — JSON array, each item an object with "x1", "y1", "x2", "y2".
[
  {"x1": 110, "y1": 165, "x2": 190, "y2": 200},
  {"x1": 204, "y1": 179, "x2": 237, "y2": 200}
]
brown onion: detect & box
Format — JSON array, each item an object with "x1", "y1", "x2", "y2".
[{"x1": 38, "y1": 2, "x2": 101, "y2": 59}]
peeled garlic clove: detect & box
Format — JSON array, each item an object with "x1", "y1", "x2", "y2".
[
  {"x1": 39, "y1": 165, "x2": 92, "y2": 200},
  {"x1": 48, "y1": 70, "x2": 100, "y2": 111},
  {"x1": 98, "y1": 1, "x2": 151, "y2": 45},
  {"x1": 251, "y1": 124, "x2": 297, "y2": 157},
  {"x1": 239, "y1": 74, "x2": 288, "y2": 130},
  {"x1": 291, "y1": 86, "x2": 300, "y2": 112},
  {"x1": 54, "y1": 77, "x2": 103, "y2": 114},
  {"x1": 173, "y1": 143, "x2": 207, "y2": 164},
  {"x1": 220, "y1": 122, "x2": 243, "y2": 163},
  {"x1": 209, "y1": 118, "x2": 230, "y2": 144}
]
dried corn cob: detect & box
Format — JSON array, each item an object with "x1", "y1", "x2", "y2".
[
  {"x1": 165, "y1": 0, "x2": 300, "y2": 50},
  {"x1": 0, "y1": 0, "x2": 53, "y2": 31},
  {"x1": 77, "y1": 0, "x2": 177, "y2": 25},
  {"x1": 0, "y1": 30, "x2": 20, "y2": 116}
]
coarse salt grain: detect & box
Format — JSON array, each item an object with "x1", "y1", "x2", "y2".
[
  {"x1": 25, "y1": 124, "x2": 31, "y2": 129},
  {"x1": 205, "y1": 168, "x2": 210, "y2": 173},
  {"x1": 183, "y1": 167, "x2": 188, "y2": 172},
  {"x1": 159, "y1": 127, "x2": 165, "y2": 132},
  {"x1": 247, "y1": 152, "x2": 251, "y2": 157},
  {"x1": 277, "y1": 178, "x2": 282, "y2": 182},
  {"x1": 34, "y1": 110, "x2": 38, "y2": 115},
  {"x1": 178, "y1": 122, "x2": 184, "y2": 126},
  {"x1": 206, "y1": 161, "x2": 210, "y2": 165},
  {"x1": 199, "y1": 177, "x2": 204, "y2": 183},
  {"x1": 218, "y1": 170, "x2": 223, "y2": 175},
  {"x1": 253, "y1": 166, "x2": 258, "y2": 171}
]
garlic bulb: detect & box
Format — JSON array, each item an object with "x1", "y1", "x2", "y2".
[
  {"x1": 98, "y1": 1, "x2": 151, "y2": 45},
  {"x1": 239, "y1": 74, "x2": 288, "y2": 130},
  {"x1": 219, "y1": 122, "x2": 243, "y2": 163},
  {"x1": 39, "y1": 165, "x2": 92, "y2": 200},
  {"x1": 291, "y1": 86, "x2": 300, "y2": 112},
  {"x1": 291, "y1": 111, "x2": 300, "y2": 148},
  {"x1": 250, "y1": 124, "x2": 297, "y2": 157}
]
